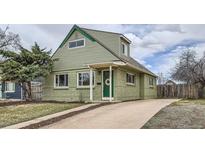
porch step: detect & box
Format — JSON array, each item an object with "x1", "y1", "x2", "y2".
[{"x1": 85, "y1": 100, "x2": 122, "y2": 103}]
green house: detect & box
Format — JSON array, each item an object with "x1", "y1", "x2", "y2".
[{"x1": 43, "y1": 25, "x2": 157, "y2": 102}]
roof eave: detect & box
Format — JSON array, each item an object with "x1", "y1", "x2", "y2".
[
  {"x1": 126, "y1": 63, "x2": 157, "y2": 77},
  {"x1": 51, "y1": 25, "x2": 96, "y2": 58},
  {"x1": 120, "y1": 35, "x2": 131, "y2": 44}
]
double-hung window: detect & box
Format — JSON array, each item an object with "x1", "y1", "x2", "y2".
[
  {"x1": 77, "y1": 72, "x2": 95, "y2": 88},
  {"x1": 55, "y1": 74, "x2": 68, "y2": 88},
  {"x1": 126, "y1": 73, "x2": 135, "y2": 85},
  {"x1": 68, "y1": 39, "x2": 85, "y2": 49},
  {"x1": 149, "y1": 77, "x2": 154, "y2": 85},
  {"x1": 121, "y1": 42, "x2": 128, "y2": 56},
  {"x1": 5, "y1": 82, "x2": 15, "y2": 92}
]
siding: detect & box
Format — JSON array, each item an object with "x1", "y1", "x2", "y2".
[
  {"x1": 140, "y1": 74, "x2": 157, "y2": 99},
  {"x1": 115, "y1": 68, "x2": 140, "y2": 101},
  {"x1": 43, "y1": 68, "x2": 157, "y2": 102},
  {"x1": 44, "y1": 28, "x2": 157, "y2": 102},
  {"x1": 83, "y1": 29, "x2": 120, "y2": 56},
  {"x1": 43, "y1": 67, "x2": 157, "y2": 102},
  {"x1": 43, "y1": 69, "x2": 102, "y2": 102},
  {"x1": 43, "y1": 68, "x2": 119, "y2": 102},
  {"x1": 3, "y1": 83, "x2": 22, "y2": 99},
  {"x1": 52, "y1": 30, "x2": 119, "y2": 71}
]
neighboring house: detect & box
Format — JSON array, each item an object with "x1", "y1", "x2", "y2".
[
  {"x1": 0, "y1": 68, "x2": 42, "y2": 100},
  {"x1": 0, "y1": 81, "x2": 22, "y2": 100},
  {"x1": 0, "y1": 70, "x2": 23, "y2": 100},
  {"x1": 43, "y1": 25, "x2": 157, "y2": 102},
  {"x1": 0, "y1": 79, "x2": 42, "y2": 100},
  {"x1": 165, "y1": 80, "x2": 176, "y2": 86}
]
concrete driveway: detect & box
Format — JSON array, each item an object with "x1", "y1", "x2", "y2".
[{"x1": 42, "y1": 99, "x2": 178, "y2": 129}]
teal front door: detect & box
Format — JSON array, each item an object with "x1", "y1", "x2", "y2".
[
  {"x1": 102, "y1": 70, "x2": 114, "y2": 99},
  {"x1": 0, "y1": 82, "x2": 2, "y2": 99}
]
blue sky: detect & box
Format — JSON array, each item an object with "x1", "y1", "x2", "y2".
[{"x1": 1, "y1": 24, "x2": 205, "y2": 78}]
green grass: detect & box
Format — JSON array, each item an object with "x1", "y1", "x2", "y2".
[
  {"x1": 0, "y1": 102, "x2": 84, "y2": 128},
  {"x1": 173, "y1": 99, "x2": 205, "y2": 106}
]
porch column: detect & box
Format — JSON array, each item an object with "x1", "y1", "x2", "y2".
[
  {"x1": 89, "y1": 68, "x2": 93, "y2": 101},
  {"x1": 109, "y1": 65, "x2": 112, "y2": 102}
]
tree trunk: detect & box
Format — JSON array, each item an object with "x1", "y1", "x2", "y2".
[
  {"x1": 21, "y1": 82, "x2": 33, "y2": 101},
  {"x1": 198, "y1": 85, "x2": 205, "y2": 98},
  {"x1": 21, "y1": 82, "x2": 27, "y2": 100},
  {"x1": 26, "y1": 81, "x2": 32, "y2": 101}
]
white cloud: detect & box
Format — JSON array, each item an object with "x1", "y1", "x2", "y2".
[
  {"x1": 153, "y1": 24, "x2": 182, "y2": 32},
  {"x1": 79, "y1": 24, "x2": 125, "y2": 33},
  {"x1": 1, "y1": 24, "x2": 205, "y2": 76},
  {"x1": 151, "y1": 43, "x2": 205, "y2": 76},
  {"x1": 121, "y1": 25, "x2": 205, "y2": 76},
  {"x1": 127, "y1": 25, "x2": 205, "y2": 51},
  {"x1": 0, "y1": 24, "x2": 71, "y2": 51},
  {"x1": 125, "y1": 26, "x2": 204, "y2": 60}
]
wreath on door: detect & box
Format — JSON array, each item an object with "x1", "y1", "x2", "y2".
[{"x1": 105, "y1": 79, "x2": 110, "y2": 86}]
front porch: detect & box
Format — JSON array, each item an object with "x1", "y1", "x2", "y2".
[{"x1": 87, "y1": 61, "x2": 126, "y2": 102}]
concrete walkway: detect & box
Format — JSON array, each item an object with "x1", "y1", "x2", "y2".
[
  {"x1": 42, "y1": 99, "x2": 178, "y2": 129},
  {"x1": 4, "y1": 103, "x2": 101, "y2": 129}
]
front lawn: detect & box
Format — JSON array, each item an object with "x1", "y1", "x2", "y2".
[
  {"x1": 142, "y1": 99, "x2": 205, "y2": 129},
  {"x1": 0, "y1": 102, "x2": 84, "y2": 128}
]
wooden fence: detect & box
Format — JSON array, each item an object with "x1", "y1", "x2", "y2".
[
  {"x1": 31, "y1": 82, "x2": 42, "y2": 101},
  {"x1": 157, "y1": 84, "x2": 200, "y2": 99}
]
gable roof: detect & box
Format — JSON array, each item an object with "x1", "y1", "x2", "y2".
[
  {"x1": 81, "y1": 27, "x2": 131, "y2": 44},
  {"x1": 125, "y1": 57, "x2": 156, "y2": 76},
  {"x1": 53, "y1": 25, "x2": 156, "y2": 77},
  {"x1": 58, "y1": 25, "x2": 96, "y2": 49},
  {"x1": 165, "y1": 80, "x2": 176, "y2": 85},
  {"x1": 52, "y1": 25, "x2": 123, "y2": 61}
]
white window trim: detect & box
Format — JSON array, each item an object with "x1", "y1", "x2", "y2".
[
  {"x1": 54, "y1": 73, "x2": 69, "y2": 89},
  {"x1": 126, "y1": 73, "x2": 135, "y2": 86},
  {"x1": 68, "y1": 38, "x2": 85, "y2": 49},
  {"x1": 149, "y1": 77, "x2": 154, "y2": 86},
  {"x1": 77, "y1": 71, "x2": 95, "y2": 88},
  {"x1": 122, "y1": 42, "x2": 128, "y2": 56},
  {"x1": 5, "y1": 81, "x2": 15, "y2": 93}
]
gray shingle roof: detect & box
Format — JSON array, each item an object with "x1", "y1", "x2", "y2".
[
  {"x1": 54, "y1": 25, "x2": 156, "y2": 77},
  {"x1": 80, "y1": 26, "x2": 156, "y2": 77},
  {"x1": 123, "y1": 57, "x2": 156, "y2": 77}
]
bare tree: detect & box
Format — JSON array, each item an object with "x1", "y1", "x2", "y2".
[
  {"x1": 157, "y1": 72, "x2": 167, "y2": 85},
  {"x1": 171, "y1": 49, "x2": 205, "y2": 97},
  {"x1": 0, "y1": 26, "x2": 20, "y2": 51}
]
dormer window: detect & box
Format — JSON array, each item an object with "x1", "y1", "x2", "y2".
[
  {"x1": 68, "y1": 38, "x2": 85, "y2": 49},
  {"x1": 121, "y1": 42, "x2": 128, "y2": 56}
]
